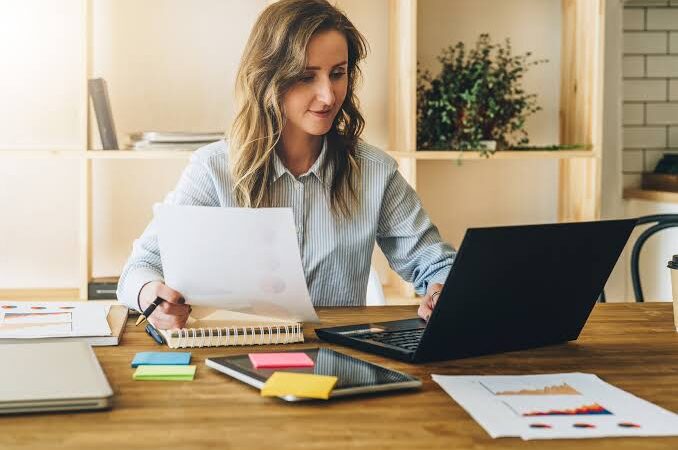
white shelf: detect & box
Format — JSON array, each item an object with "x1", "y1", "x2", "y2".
[
  {"x1": 86, "y1": 150, "x2": 194, "y2": 160},
  {"x1": 624, "y1": 188, "x2": 678, "y2": 204},
  {"x1": 0, "y1": 150, "x2": 194, "y2": 160},
  {"x1": 0, "y1": 149, "x2": 596, "y2": 162},
  {"x1": 388, "y1": 150, "x2": 598, "y2": 160}
]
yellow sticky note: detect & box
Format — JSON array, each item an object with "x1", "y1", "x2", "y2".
[{"x1": 261, "y1": 372, "x2": 338, "y2": 400}]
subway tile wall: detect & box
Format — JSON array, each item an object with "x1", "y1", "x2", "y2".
[{"x1": 623, "y1": 0, "x2": 678, "y2": 187}]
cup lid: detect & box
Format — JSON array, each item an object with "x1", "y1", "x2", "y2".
[{"x1": 668, "y1": 255, "x2": 678, "y2": 269}]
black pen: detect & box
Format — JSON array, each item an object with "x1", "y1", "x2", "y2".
[
  {"x1": 135, "y1": 297, "x2": 164, "y2": 326},
  {"x1": 145, "y1": 323, "x2": 165, "y2": 345}
]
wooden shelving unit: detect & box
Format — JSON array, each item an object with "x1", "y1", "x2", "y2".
[
  {"x1": 0, "y1": 149, "x2": 595, "y2": 161},
  {"x1": 387, "y1": 150, "x2": 597, "y2": 160},
  {"x1": 380, "y1": 0, "x2": 605, "y2": 300},
  {"x1": 1, "y1": 0, "x2": 605, "y2": 303}
]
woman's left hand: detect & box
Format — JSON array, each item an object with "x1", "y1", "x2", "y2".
[{"x1": 417, "y1": 283, "x2": 444, "y2": 321}]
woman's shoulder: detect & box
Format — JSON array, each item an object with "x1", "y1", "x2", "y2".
[
  {"x1": 354, "y1": 140, "x2": 398, "y2": 172},
  {"x1": 191, "y1": 139, "x2": 229, "y2": 164}
]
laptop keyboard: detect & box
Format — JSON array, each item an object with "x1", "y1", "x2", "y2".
[{"x1": 357, "y1": 328, "x2": 425, "y2": 352}]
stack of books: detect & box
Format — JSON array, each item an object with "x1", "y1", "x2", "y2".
[
  {"x1": 88, "y1": 276, "x2": 119, "y2": 300},
  {"x1": 127, "y1": 131, "x2": 224, "y2": 151}
]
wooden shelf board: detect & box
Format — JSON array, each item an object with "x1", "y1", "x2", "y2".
[
  {"x1": 624, "y1": 188, "x2": 678, "y2": 204},
  {"x1": 0, "y1": 288, "x2": 81, "y2": 301},
  {"x1": 86, "y1": 150, "x2": 194, "y2": 160},
  {"x1": 0, "y1": 150, "x2": 83, "y2": 158},
  {"x1": 0, "y1": 150, "x2": 194, "y2": 160},
  {"x1": 387, "y1": 150, "x2": 597, "y2": 160},
  {"x1": 1, "y1": 150, "x2": 596, "y2": 161}
]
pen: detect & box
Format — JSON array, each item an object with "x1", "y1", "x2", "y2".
[
  {"x1": 145, "y1": 323, "x2": 165, "y2": 345},
  {"x1": 135, "y1": 297, "x2": 164, "y2": 326}
]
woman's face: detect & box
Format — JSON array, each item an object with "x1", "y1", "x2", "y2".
[{"x1": 282, "y1": 29, "x2": 349, "y2": 137}]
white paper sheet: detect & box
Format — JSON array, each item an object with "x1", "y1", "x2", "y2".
[
  {"x1": 156, "y1": 205, "x2": 320, "y2": 323},
  {"x1": 432, "y1": 373, "x2": 678, "y2": 440},
  {"x1": 0, "y1": 302, "x2": 111, "y2": 338}
]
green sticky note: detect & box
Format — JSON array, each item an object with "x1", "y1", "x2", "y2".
[
  {"x1": 261, "y1": 371, "x2": 338, "y2": 400},
  {"x1": 133, "y1": 365, "x2": 196, "y2": 381}
]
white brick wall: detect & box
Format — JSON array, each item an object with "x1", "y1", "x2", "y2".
[
  {"x1": 646, "y1": 103, "x2": 678, "y2": 123},
  {"x1": 646, "y1": 55, "x2": 678, "y2": 76},
  {"x1": 671, "y1": 80, "x2": 678, "y2": 100},
  {"x1": 623, "y1": 8, "x2": 645, "y2": 30},
  {"x1": 647, "y1": 8, "x2": 678, "y2": 29},
  {"x1": 624, "y1": 32, "x2": 667, "y2": 53},
  {"x1": 623, "y1": 79, "x2": 667, "y2": 100},
  {"x1": 671, "y1": 126, "x2": 678, "y2": 146},
  {"x1": 670, "y1": 32, "x2": 678, "y2": 52},
  {"x1": 622, "y1": 2, "x2": 678, "y2": 183},
  {"x1": 624, "y1": 127, "x2": 667, "y2": 148},
  {"x1": 623, "y1": 56, "x2": 645, "y2": 76},
  {"x1": 624, "y1": 103, "x2": 645, "y2": 124},
  {"x1": 623, "y1": 149, "x2": 644, "y2": 172}
]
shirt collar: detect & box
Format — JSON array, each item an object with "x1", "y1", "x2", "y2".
[{"x1": 272, "y1": 136, "x2": 330, "y2": 186}]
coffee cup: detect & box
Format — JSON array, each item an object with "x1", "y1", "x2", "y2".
[{"x1": 668, "y1": 255, "x2": 678, "y2": 331}]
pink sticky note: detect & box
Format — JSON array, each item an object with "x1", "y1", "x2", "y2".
[{"x1": 248, "y1": 352, "x2": 315, "y2": 369}]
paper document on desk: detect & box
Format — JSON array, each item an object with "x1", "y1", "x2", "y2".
[
  {"x1": 0, "y1": 302, "x2": 111, "y2": 339},
  {"x1": 156, "y1": 205, "x2": 319, "y2": 323},
  {"x1": 432, "y1": 373, "x2": 678, "y2": 440}
]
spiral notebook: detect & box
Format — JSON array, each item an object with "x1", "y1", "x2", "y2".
[{"x1": 158, "y1": 308, "x2": 304, "y2": 349}]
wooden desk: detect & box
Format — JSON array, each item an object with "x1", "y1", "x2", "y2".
[{"x1": 1, "y1": 303, "x2": 677, "y2": 449}]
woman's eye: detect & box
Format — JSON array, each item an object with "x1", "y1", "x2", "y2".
[
  {"x1": 300, "y1": 75, "x2": 314, "y2": 83},
  {"x1": 331, "y1": 71, "x2": 346, "y2": 79}
]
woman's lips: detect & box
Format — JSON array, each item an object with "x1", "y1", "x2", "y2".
[{"x1": 309, "y1": 110, "x2": 332, "y2": 118}]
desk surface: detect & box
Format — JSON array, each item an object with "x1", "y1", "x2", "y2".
[{"x1": 1, "y1": 303, "x2": 677, "y2": 449}]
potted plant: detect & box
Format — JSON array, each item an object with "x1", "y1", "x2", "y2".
[{"x1": 417, "y1": 34, "x2": 547, "y2": 157}]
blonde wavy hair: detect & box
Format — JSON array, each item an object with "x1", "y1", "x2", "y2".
[{"x1": 229, "y1": 0, "x2": 368, "y2": 217}]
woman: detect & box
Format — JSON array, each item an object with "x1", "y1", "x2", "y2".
[{"x1": 117, "y1": 0, "x2": 455, "y2": 330}]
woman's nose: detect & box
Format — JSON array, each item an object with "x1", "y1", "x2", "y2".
[{"x1": 316, "y1": 76, "x2": 335, "y2": 107}]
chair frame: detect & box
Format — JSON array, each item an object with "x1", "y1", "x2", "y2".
[{"x1": 630, "y1": 214, "x2": 678, "y2": 302}]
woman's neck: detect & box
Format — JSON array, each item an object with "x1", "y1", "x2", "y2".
[{"x1": 278, "y1": 127, "x2": 323, "y2": 177}]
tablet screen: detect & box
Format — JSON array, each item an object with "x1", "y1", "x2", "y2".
[{"x1": 209, "y1": 347, "x2": 419, "y2": 390}]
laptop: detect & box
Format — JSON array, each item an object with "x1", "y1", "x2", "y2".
[
  {"x1": 0, "y1": 342, "x2": 113, "y2": 414},
  {"x1": 316, "y1": 219, "x2": 637, "y2": 363}
]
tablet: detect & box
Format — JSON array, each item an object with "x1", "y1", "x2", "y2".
[{"x1": 206, "y1": 347, "x2": 421, "y2": 401}]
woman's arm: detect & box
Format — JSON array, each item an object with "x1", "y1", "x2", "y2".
[
  {"x1": 116, "y1": 147, "x2": 222, "y2": 314},
  {"x1": 376, "y1": 168, "x2": 456, "y2": 317}
]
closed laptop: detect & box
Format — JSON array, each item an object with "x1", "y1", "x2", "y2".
[{"x1": 0, "y1": 342, "x2": 113, "y2": 414}]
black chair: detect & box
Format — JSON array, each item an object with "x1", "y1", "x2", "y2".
[{"x1": 599, "y1": 214, "x2": 678, "y2": 303}]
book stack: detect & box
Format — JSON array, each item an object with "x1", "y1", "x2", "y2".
[
  {"x1": 88, "y1": 276, "x2": 119, "y2": 300},
  {"x1": 127, "y1": 131, "x2": 224, "y2": 151}
]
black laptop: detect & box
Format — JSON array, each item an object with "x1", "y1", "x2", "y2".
[{"x1": 316, "y1": 219, "x2": 637, "y2": 363}]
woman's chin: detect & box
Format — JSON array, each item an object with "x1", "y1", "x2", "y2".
[{"x1": 302, "y1": 124, "x2": 333, "y2": 136}]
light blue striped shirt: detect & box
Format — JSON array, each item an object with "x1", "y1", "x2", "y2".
[{"x1": 117, "y1": 139, "x2": 455, "y2": 311}]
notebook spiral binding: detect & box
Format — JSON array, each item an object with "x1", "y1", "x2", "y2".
[{"x1": 167, "y1": 324, "x2": 304, "y2": 348}]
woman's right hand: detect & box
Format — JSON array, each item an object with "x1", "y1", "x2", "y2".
[{"x1": 139, "y1": 281, "x2": 191, "y2": 330}]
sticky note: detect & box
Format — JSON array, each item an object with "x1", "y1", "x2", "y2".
[
  {"x1": 261, "y1": 372, "x2": 338, "y2": 400},
  {"x1": 131, "y1": 352, "x2": 191, "y2": 368},
  {"x1": 248, "y1": 352, "x2": 314, "y2": 369},
  {"x1": 133, "y1": 365, "x2": 196, "y2": 381}
]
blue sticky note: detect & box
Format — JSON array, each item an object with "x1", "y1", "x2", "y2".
[{"x1": 131, "y1": 352, "x2": 191, "y2": 368}]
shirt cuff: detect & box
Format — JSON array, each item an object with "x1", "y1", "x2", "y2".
[
  {"x1": 425, "y1": 267, "x2": 451, "y2": 292},
  {"x1": 117, "y1": 268, "x2": 164, "y2": 312}
]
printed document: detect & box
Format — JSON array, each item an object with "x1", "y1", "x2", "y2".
[
  {"x1": 156, "y1": 205, "x2": 319, "y2": 323},
  {"x1": 0, "y1": 302, "x2": 111, "y2": 338},
  {"x1": 432, "y1": 373, "x2": 678, "y2": 440}
]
